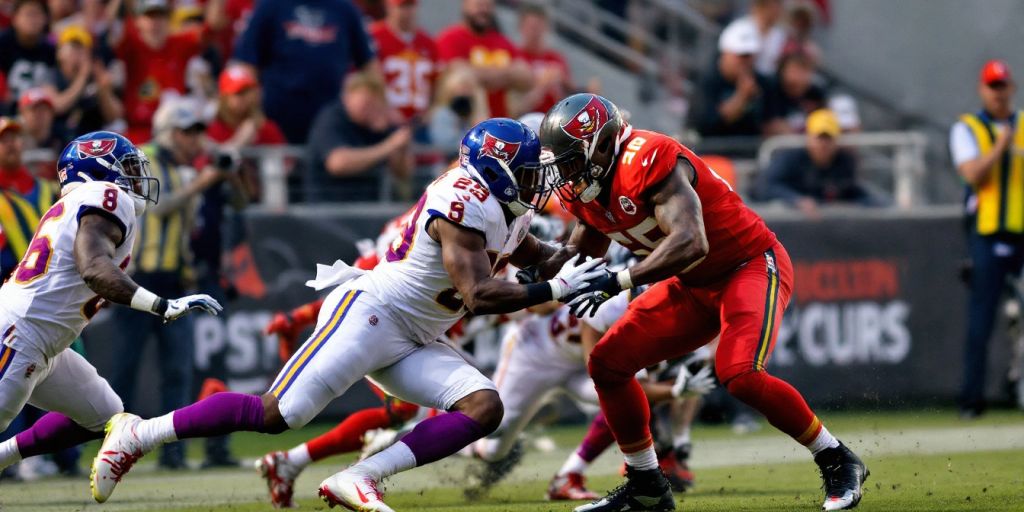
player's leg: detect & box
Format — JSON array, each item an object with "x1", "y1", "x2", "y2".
[
  {"x1": 715, "y1": 245, "x2": 866, "y2": 510},
  {"x1": 258, "y1": 382, "x2": 418, "y2": 508},
  {"x1": 0, "y1": 345, "x2": 51, "y2": 469},
  {"x1": 549, "y1": 409, "x2": 611, "y2": 501},
  {"x1": 474, "y1": 329, "x2": 558, "y2": 463},
  {"x1": 92, "y1": 288, "x2": 408, "y2": 502},
  {"x1": 579, "y1": 279, "x2": 718, "y2": 512},
  {"x1": 319, "y1": 341, "x2": 500, "y2": 511},
  {"x1": 6, "y1": 350, "x2": 120, "y2": 468}
]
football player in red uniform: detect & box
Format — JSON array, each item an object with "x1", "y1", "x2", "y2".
[
  {"x1": 369, "y1": 0, "x2": 438, "y2": 122},
  {"x1": 535, "y1": 94, "x2": 867, "y2": 512}
]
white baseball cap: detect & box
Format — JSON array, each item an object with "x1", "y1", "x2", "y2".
[{"x1": 718, "y1": 19, "x2": 762, "y2": 55}]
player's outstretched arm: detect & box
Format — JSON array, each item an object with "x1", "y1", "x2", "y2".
[
  {"x1": 626, "y1": 157, "x2": 709, "y2": 286},
  {"x1": 523, "y1": 222, "x2": 612, "y2": 281},
  {"x1": 433, "y1": 218, "x2": 605, "y2": 315},
  {"x1": 74, "y1": 213, "x2": 223, "y2": 321}
]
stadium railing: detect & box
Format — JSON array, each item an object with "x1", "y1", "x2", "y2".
[{"x1": 756, "y1": 131, "x2": 930, "y2": 208}]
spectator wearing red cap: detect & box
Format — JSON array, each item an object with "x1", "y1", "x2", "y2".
[
  {"x1": 207, "y1": 65, "x2": 285, "y2": 147},
  {"x1": 951, "y1": 59, "x2": 1024, "y2": 419},
  {"x1": 513, "y1": 3, "x2": 572, "y2": 116},
  {"x1": 0, "y1": 0, "x2": 56, "y2": 110},
  {"x1": 110, "y1": 0, "x2": 221, "y2": 143},
  {"x1": 17, "y1": 87, "x2": 66, "y2": 160},
  {"x1": 435, "y1": 0, "x2": 531, "y2": 118},
  {"x1": 369, "y1": 0, "x2": 437, "y2": 125}
]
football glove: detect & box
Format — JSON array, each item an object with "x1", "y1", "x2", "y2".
[
  {"x1": 671, "y1": 363, "x2": 717, "y2": 397},
  {"x1": 164, "y1": 294, "x2": 223, "y2": 321},
  {"x1": 548, "y1": 255, "x2": 607, "y2": 300}
]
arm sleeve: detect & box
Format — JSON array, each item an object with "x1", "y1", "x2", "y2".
[
  {"x1": 950, "y1": 121, "x2": 980, "y2": 167},
  {"x1": 583, "y1": 290, "x2": 630, "y2": 333}
]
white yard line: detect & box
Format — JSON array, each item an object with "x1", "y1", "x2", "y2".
[{"x1": 1, "y1": 423, "x2": 1022, "y2": 511}]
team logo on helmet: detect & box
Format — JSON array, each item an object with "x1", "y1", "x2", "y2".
[
  {"x1": 561, "y1": 96, "x2": 610, "y2": 141},
  {"x1": 480, "y1": 133, "x2": 521, "y2": 164},
  {"x1": 76, "y1": 139, "x2": 117, "y2": 159}
]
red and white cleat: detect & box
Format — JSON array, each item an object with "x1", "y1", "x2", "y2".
[
  {"x1": 255, "y1": 451, "x2": 299, "y2": 508},
  {"x1": 90, "y1": 413, "x2": 149, "y2": 503},
  {"x1": 547, "y1": 472, "x2": 600, "y2": 501},
  {"x1": 319, "y1": 470, "x2": 396, "y2": 512}
]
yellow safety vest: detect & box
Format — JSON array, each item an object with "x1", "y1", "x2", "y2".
[
  {"x1": 961, "y1": 111, "x2": 1024, "y2": 235},
  {"x1": 134, "y1": 144, "x2": 188, "y2": 274},
  {"x1": 0, "y1": 178, "x2": 57, "y2": 260}
]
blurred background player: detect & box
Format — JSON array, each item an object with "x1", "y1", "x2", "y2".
[{"x1": 537, "y1": 93, "x2": 867, "y2": 512}]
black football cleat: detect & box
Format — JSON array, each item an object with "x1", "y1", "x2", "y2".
[
  {"x1": 816, "y1": 443, "x2": 869, "y2": 510},
  {"x1": 574, "y1": 466, "x2": 675, "y2": 512}
]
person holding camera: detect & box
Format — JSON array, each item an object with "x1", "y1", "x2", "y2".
[{"x1": 107, "y1": 96, "x2": 243, "y2": 470}]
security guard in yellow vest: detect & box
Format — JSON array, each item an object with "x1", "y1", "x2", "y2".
[
  {"x1": 0, "y1": 117, "x2": 57, "y2": 282},
  {"x1": 950, "y1": 60, "x2": 1024, "y2": 417}
]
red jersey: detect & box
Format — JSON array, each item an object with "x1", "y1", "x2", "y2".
[
  {"x1": 117, "y1": 20, "x2": 205, "y2": 142},
  {"x1": 521, "y1": 48, "x2": 570, "y2": 113},
  {"x1": 435, "y1": 24, "x2": 519, "y2": 117},
  {"x1": 564, "y1": 129, "x2": 777, "y2": 287},
  {"x1": 370, "y1": 21, "x2": 438, "y2": 122},
  {"x1": 206, "y1": 116, "x2": 287, "y2": 145}
]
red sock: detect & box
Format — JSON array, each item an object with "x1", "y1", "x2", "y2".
[
  {"x1": 725, "y1": 371, "x2": 819, "y2": 442},
  {"x1": 589, "y1": 355, "x2": 653, "y2": 453},
  {"x1": 576, "y1": 412, "x2": 616, "y2": 462},
  {"x1": 306, "y1": 407, "x2": 391, "y2": 461}
]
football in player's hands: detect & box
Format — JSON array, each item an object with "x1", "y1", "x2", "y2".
[{"x1": 164, "y1": 294, "x2": 223, "y2": 321}]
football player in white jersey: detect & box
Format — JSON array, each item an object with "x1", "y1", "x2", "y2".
[
  {"x1": 91, "y1": 119, "x2": 609, "y2": 511},
  {"x1": 0, "y1": 132, "x2": 222, "y2": 476}
]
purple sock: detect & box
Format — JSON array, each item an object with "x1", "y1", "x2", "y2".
[
  {"x1": 171, "y1": 393, "x2": 265, "y2": 439},
  {"x1": 398, "y1": 411, "x2": 486, "y2": 466},
  {"x1": 577, "y1": 412, "x2": 615, "y2": 462},
  {"x1": 15, "y1": 412, "x2": 103, "y2": 458}
]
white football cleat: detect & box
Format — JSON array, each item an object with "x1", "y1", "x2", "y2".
[
  {"x1": 319, "y1": 470, "x2": 395, "y2": 512},
  {"x1": 256, "y1": 451, "x2": 301, "y2": 508},
  {"x1": 90, "y1": 413, "x2": 149, "y2": 503}
]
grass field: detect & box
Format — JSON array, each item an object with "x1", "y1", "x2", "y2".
[{"x1": 1, "y1": 409, "x2": 1022, "y2": 511}]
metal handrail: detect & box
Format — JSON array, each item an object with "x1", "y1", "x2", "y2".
[{"x1": 757, "y1": 131, "x2": 930, "y2": 208}]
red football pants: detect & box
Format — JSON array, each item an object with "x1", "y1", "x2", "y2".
[{"x1": 588, "y1": 242, "x2": 823, "y2": 454}]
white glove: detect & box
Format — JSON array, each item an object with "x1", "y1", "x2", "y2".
[
  {"x1": 671, "y1": 364, "x2": 717, "y2": 397},
  {"x1": 548, "y1": 255, "x2": 607, "y2": 300},
  {"x1": 164, "y1": 294, "x2": 223, "y2": 321}
]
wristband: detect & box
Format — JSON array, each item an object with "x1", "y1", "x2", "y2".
[
  {"x1": 130, "y1": 287, "x2": 166, "y2": 315},
  {"x1": 616, "y1": 269, "x2": 633, "y2": 291},
  {"x1": 548, "y1": 278, "x2": 567, "y2": 301},
  {"x1": 527, "y1": 282, "x2": 555, "y2": 303}
]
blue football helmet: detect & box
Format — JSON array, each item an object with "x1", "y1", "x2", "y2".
[
  {"x1": 57, "y1": 131, "x2": 159, "y2": 214},
  {"x1": 460, "y1": 118, "x2": 551, "y2": 217}
]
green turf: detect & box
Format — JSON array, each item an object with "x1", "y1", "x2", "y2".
[{"x1": 171, "y1": 449, "x2": 1024, "y2": 512}]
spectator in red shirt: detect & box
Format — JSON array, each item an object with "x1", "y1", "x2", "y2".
[
  {"x1": 513, "y1": 3, "x2": 572, "y2": 116},
  {"x1": 207, "y1": 64, "x2": 285, "y2": 147},
  {"x1": 369, "y1": 0, "x2": 437, "y2": 123},
  {"x1": 435, "y1": 0, "x2": 530, "y2": 118},
  {"x1": 110, "y1": 0, "x2": 209, "y2": 143}
]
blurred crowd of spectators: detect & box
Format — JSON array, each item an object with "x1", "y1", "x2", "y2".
[{"x1": 0, "y1": 0, "x2": 581, "y2": 203}]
